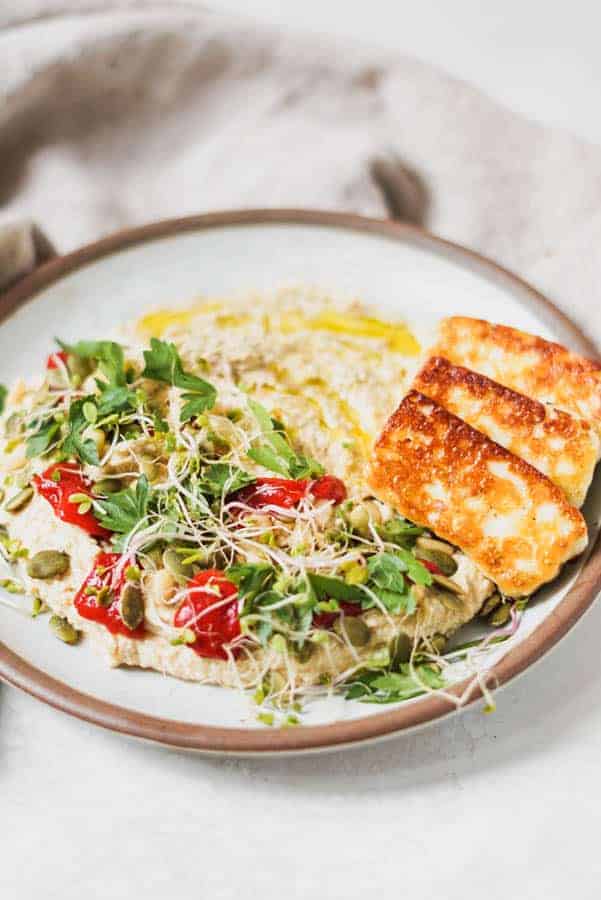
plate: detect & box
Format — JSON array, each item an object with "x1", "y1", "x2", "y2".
[{"x1": 0, "y1": 209, "x2": 599, "y2": 755}]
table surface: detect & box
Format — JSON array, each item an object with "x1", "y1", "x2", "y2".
[{"x1": 3, "y1": 3, "x2": 601, "y2": 899}]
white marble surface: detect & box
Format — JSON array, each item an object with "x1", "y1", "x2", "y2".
[
  {"x1": 3, "y1": 4, "x2": 601, "y2": 899},
  {"x1": 3, "y1": 602, "x2": 601, "y2": 899}
]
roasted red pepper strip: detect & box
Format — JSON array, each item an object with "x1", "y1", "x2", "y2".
[
  {"x1": 232, "y1": 475, "x2": 347, "y2": 511},
  {"x1": 174, "y1": 569, "x2": 241, "y2": 660},
  {"x1": 46, "y1": 350, "x2": 68, "y2": 370},
  {"x1": 233, "y1": 477, "x2": 308, "y2": 510},
  {"x1": 74, "y1": 551, "x2": 145, "y2": 638},
  {"x1": 33, "y1": 463, "x2": 111, "y2": 539},
  {"x1": 309, "y1": 475, "x2": 347, "y2": 504}
]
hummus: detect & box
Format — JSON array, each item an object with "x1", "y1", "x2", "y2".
[{"x1": 0, "y1": 289, "x2": 493, "y2": 701}]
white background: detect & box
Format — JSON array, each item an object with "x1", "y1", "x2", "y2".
[{"x1": 3, "y1": 3, "x2": 601, "y2": 899}]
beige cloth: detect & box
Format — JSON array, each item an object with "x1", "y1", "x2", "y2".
[{"x1": 1, "y1": 2, "x2": 601, "y2": 345}]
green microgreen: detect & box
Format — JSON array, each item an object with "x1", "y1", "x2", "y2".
[{"x1": 141, "y1": 337, "x2": 217, "y2": 422}]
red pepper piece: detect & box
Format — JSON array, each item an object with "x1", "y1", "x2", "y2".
[
  {"x1": 309, "y1": 475, "x2": 347, "y2": 505},
  {"x1": 173, "y1": 569, "x2": 241, "y2": 660},
  {"x1": 74, "y1": 551, "x2": 145, "y2": 638},
  {"x1": 33, "y1": 463, "x2": 111, "y2": 539},
  {"x1": 46, "y1": 350, "x2": 68, "y2": 370},
  {"x1": 232, "y1": 477, "x2": 309, "y2": 510}
]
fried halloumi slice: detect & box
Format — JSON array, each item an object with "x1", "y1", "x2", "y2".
[
  {"x1": 369, "y1": 391, "x2": 588, "y2": 597},
  {"x1": 434, "y1": 317, "x2": 601, "y2": 436},
  {"x1": 413, "y1": 356, "x2": 600, "y2": 507}
]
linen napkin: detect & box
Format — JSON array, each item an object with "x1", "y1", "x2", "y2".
[{"x1": 1, "y1": 1, "x2": 600, "y2": 345}]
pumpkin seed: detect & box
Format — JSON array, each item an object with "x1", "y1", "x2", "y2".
[
  {"x1": 162, "y1": 548, "x2": 193, "y2": 583},
  {"x1": 120, "y1": 583, "x2": 145, "y2": 630},
  {"x1": 390, "y1": 632, "x2": 412, "y2": 668},
  {"x1": 436, "y1": 589, "x2": 465, "y2": 612},
  {"x1": 26, "y1": 550, "x2": 70, "y2": 579},
  {"x1": 414, "y1": 545, "x2": 458, "y2": 576},
  {"x1": 432, "y1": 572, "x2": 465, "y2": 596},
  {"x1": 416, "y1": 536, "x2": 455, "y2": 555},
  {"x1": 95, "y1": 585, "x2": 113, "y2": 608},
  {"x1": 480, "y1": 592, "x2": 502, "y2": 618},
  {"x1": 345, "y1": 501, "x2": 381, "y2": 537},
  {"x1": 489, "y1": 603, "x2": 511, "y2": 627},
  {"x1": 334, "y1": 615, "x2": 371, "y2": 647},
  {"x1": 4, "y1": 413, "x2": 23, "y2": 438},
  {"x1": 92, "y1": 478, "x2": 123, "y2": 496},
  {"x1": 139, "y1": 458, "x2": 158, "y2": 480},
  {"x1": 4, "y1": 486, "x2": 34, "y2": 513},
  {"x1": 49, "y1": 614, "x2": 80, "y2": 644}
]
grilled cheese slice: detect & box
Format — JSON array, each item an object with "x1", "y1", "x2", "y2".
[
  {"x1": 369, "y1": 391, "x2": 588, "y2": 597},
  {"x1": 434, "y1": 317, "x2": 601, "y2": 437},
  {"x1": 413, "y1": 356, "x2": 599, "y2": 507}
]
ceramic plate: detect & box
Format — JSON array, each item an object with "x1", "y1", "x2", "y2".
[{"x1": 0, "y1": 210, "x2": 600, "y2": 754}]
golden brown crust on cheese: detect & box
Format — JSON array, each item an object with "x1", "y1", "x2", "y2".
[
  {"x1": 435, "y1": 317, "x2": 601, "y2": 435},
  {"x1": 369, "y1": 391, "x2": 588, "y2": 597},
  {"x1": 413, "y1": 356, "x2": 599, "y2": 506}
]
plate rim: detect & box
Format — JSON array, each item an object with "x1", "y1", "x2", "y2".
[{"x1": 0, "y1": 207, "x2": 599, "y2": 755}]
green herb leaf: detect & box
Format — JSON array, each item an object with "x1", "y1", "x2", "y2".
[
  {"x1": 306, "y1": 573, "x2": 366, "y2": 605},
  {"x1": 198, "y1": 464, "x2": 255, "y2": 498},
  {"x1": 343, "y1": 663, "x2": 444, "y2": 704},
  {"x1": 365, "y1": 550, "x2": 431, "y2": 614},
  {"x1": 376, "y1": 517, "x2": 424, "y2": 548},
  {"x1": 61, "y1": 398, "x2": 100, "y2": 465},
  {"x1": 370, "y1": 549, "x2": 431, "y2": 588},
  {"x1": 25, "y1": 418, "x2": 61, "y2": 458},
  {"x1": 247, "y1": 445, "x2": 290, "y2": 476},
  {"x1": 96, "y1": 386, "x2": 137, "y2": 417},
  {"x1": 247, "y1": 398, "x2": 324, "y2": 478},
  {"x1": 141, "y1": 338, "x2": 216, "y2": 421},
  {"x1": 0, "y1": 384, "x2": 7, "y2": 415},
  {"x1": 95, "y1": 475, "x2": 151, "y2": 535},
  {"x1": 227, "y1": 563, "x2": 276, "y2": 609},
  {"x1": 59, "y1": 339, "x2": 127, "y2": 387}
]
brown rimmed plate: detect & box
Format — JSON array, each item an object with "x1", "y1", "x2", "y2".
[{"x1": 0, "y1": 209, "x2": 599, "y2": 755}]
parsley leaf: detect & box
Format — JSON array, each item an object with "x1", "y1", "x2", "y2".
[
  {"x1": 198, "y1": 464, "x2": 255, "y2": 498},
  {"x1": 141, "y1": 338, "x2": 216, "y2": 422},
  {"x1": 366, "y1": 551, "x2": 431, "y2": 615},
  {"x1": 61, "y1": 398, "x2": 100, "y2": 465},
  {"x1": 96, "y1": 386, "x2": 137, "y2": 418},
  {"x1": 0, "y1": 384, "x2": 7, "y2": 415},
  {"x1": 58, "y1": 339, "x2": 127, "y2": 387},
  {"x1": 95, "y1": 475, "x2": 151, "y2": 535},
  {"x1": 247, "y1": 398, "x2": 324, "y2": 479},
  {"x1": 25, "y1": 418, "x2": 61, "y2": 459}
]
